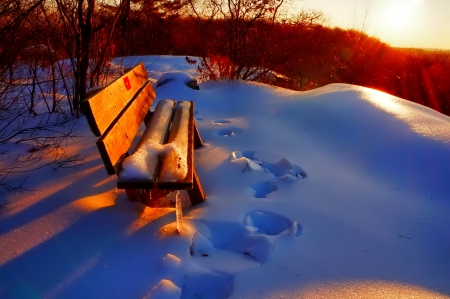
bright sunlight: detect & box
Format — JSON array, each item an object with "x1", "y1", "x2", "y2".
[
  {"x1": 383, "y1": 0, "x2": 422, "y2": 29},
  {"x1": 384, "y1": 3, "x2": 411, "y2": 28}
]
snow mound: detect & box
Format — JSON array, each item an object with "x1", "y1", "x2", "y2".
[{"x1": 156, "y1": 72, "x2": 199, "y2": 90}]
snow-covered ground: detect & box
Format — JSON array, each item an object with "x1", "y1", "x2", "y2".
[{"x1": 1, "y1": 56, "x2": 449, "y2": 299}]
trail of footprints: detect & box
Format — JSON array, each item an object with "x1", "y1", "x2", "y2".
[
  {"x1": 147, "y1": 214, "x2": 302, "y2": 299},
  {"x1": 211, "y1": 118, "x2": 307, "y2": 198},
  {"x1": 231, "y1": 150, "x2": 307, "y2": 198},
  {"x1": 146, "y1": 117, "x2": 306, "y2": 299}
]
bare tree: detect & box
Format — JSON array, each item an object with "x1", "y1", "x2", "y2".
[
  {"x1": 89, "y1": 0, "x2": 128, "y2": 87},
  {"x1": 0, "y1": 72, "x2": 85, "y2": 191},
  {"x1": 187, "y1": 0, "x2": 287, "y2": 81},
  {"x1": 0, "y1": 0, "x2": 86, "y2": 191},
  {"x1": 54, "y1": 0, "x2": 128, "y2": 114}
]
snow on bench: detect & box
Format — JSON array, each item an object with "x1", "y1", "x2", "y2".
[{"x1": 119, "y1": 100, "x2": 192, "y2": 185}]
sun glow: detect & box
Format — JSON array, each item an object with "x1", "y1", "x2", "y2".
[
  {"x1": 375, "y1": 0, "x2": 425, "y2": 47},
  {"x1": 383, "y1": 1, "x2": 416, "y2": 29},
  {"x1": 384, "y1": 0, "x2": 422, "y2": 29}
]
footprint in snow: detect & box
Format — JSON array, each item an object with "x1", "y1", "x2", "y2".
[
  {"x1": 150, "y1": 213, "x2": 300, "y2": 299},
  {"x1": 216, "y1": 127, "x2": 242, "y2": 137},
  {"x1": 189, "y1": 220, "x2": 274, "y2": 268},
  {"x1": 178, "y1": 220, "x2": 274, "y2": 298},
  {"x1": 212, "y1": 119, "x2": 232, "y2": 125},
  {"x1": 249, "y1": 180, "x2": 278, "y2": 198},
  {"x1": 152, "y1": 252, "x2": 233, "y2": 299},
  {"x1": 231, "y1": 150, "x2": 307, "y2": 178},
  {"x1": 212, "y1": 119, "x2": 242, "y2": 136},
  {"x1": 230, "y1": 150, "x2": 307, "y2": 198},
  {"x1": 244, "y1": 210, "x2": 302, "y2": 238}
]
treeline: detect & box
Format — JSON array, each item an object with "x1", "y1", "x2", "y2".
[
  {"x1": 118, "y1": 12, "x2": 450, "y2": 116},
  {"x1": 1, "y1": 0, "x2": 450, "y2": 115}
]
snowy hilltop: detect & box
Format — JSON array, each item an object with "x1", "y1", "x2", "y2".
[{"x1": 1, "y1": 56, "x2": 449, "y2": 299}]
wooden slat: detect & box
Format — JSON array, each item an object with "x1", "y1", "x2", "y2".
[
  {"x1": 117, "y1": 100, "x2": 176, "y2": 188},
  {"x1": 97, "y1": 80, "x2": 156, "y2": 175},
  {"x1": 84, "y1": 63, "x2": 150, "y2": 136},
  {"x1": 157, "y1": 101, "x2": 194, "y2": 189}
]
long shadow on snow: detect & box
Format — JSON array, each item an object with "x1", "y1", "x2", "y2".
[
  {"x1": 0, "y1": 157, "x2": 114, "y2": 235},
  {"x1": 0, "y1": 197, "x2": 183, "y2": 299}
]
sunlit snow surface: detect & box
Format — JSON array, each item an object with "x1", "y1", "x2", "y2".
[
  {"x1": 0, "y1": 56, "x2": 449, "y2": 299},
  {"x1": 360, "y1": 87, "x2": 450, "y2": 141}
]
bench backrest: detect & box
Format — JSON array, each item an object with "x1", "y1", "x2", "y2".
[
  {"x1": 83, "y1": 63, "x2": 156, "y2": 174},
  {"x1": 84, "y1": 63, "x2": 152, "y2": 136}
]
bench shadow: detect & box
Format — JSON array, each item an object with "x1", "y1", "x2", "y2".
[
  {"x1": 0, "y1": 196, "x2": 182, "y2": 299},
  {"x1": 0, "y1": 157, "x2": 115, "y2": 236}
]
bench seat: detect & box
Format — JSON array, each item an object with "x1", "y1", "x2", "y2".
[
  {"x1": 117, "y1": 100, "x2": 194, "y2": 190},
  {"x1": 83, "y1": 63, "x2": 205, "y2": 207}
]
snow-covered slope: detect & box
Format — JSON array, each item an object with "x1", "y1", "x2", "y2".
[{"x1": 1, "y1": 56, "x2": 449, "y2": 299}]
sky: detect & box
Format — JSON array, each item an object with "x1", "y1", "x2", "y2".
[{"x1": 295, "y1": 0, "x2": 450, "y2": 50}]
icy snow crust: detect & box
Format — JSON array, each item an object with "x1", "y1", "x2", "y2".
[{"x1": 1, "y1": 56, "x2": 450, "y2": 299}]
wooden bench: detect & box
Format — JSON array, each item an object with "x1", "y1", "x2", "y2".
[{"x1": 82, "y1": 62, "x2": 205, "y2": 207}]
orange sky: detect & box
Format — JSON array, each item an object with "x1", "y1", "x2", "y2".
[{"x1": 295, "y1": 0, "x2": 450, "y2": 50}]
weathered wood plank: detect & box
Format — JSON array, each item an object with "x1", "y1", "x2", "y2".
[
  {"x1": 157, "y1": 101, "x2": 194, "y2": 189},
  {"x1": 84, "y1": 63, "x2": 150, "y2": 136},
  {"x1": 117, "y1": 100, "x2": 176, "y2": 187},
  {"x1": 97, "y1": 80, "x2": 156, "y2": 175}
]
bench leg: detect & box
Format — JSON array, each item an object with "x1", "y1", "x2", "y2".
[
  {"x1": 125, "y1": 188, "x2": 167, "y2": 207},
  {"x1": 187, "y1": 167, "x2": 205, "y2": 205},
  {"x1": 125, "y1": 189, "x2": 143, "y2": 203}
]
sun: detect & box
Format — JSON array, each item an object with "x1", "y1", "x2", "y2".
[
  {"x1": 376, "y1": 0, "x2": 425, "y2": 46},
  {"x1": 383, "y1": 2, "x2": 413, "y2": 29},
  {"x1": 382, "y1": 0, "x2": 423, "y2": 30}
]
